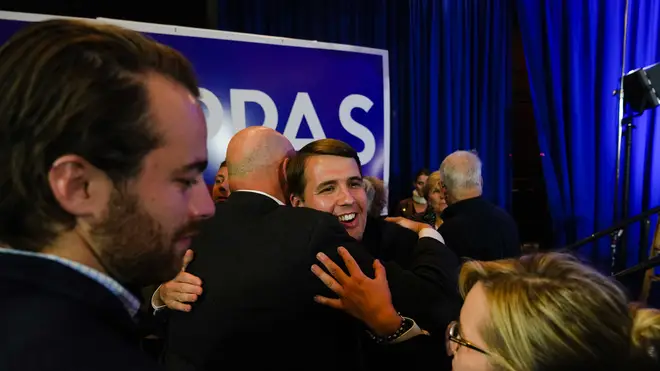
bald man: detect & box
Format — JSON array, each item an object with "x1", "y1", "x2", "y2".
[
  {"x1": 438, "y1": 150, "x2": 520, "y2": 261},
  {"x1": 163, "y1": 127, "x2": 404, "y2": 371}
]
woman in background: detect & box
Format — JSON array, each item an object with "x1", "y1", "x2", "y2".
[
  {"x1": 415, "y1": 170, "x2": 446, "y2": 229},
  {"x1": 395, "y1": 168, "x2": 429, "y2": 218}
]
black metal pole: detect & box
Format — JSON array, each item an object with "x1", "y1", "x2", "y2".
[
  {"x1": 563, "y1": 205, "x2": 660, "y2": 251},
  {"x1": 622, "y1": 119, "x2": 633, "y2": 220},
  {"x1": 639, "y1": 218, "x2": 650, "y2": 262},
  {"x1": 613, "y1": 0, "x2": 630, "y2": 268},
  {"x1": 618, "y1": 117, "x2": 634, "y2": 272}
]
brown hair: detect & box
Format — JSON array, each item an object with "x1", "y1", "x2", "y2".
[
  {"x1": 364, "y1": 176, "x2": 387, "y2": 218},
  {"x1": 414, "y1": 168, "x2": 430, "y2": 182},
  {"x1": 0, "y1": 19, "x2": 199, "y2": 252},
  {"x1": 286, "y1": 139, "x2": 362, "y2": 200}
]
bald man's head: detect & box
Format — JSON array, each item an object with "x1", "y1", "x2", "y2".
[
  {"x1": 439, "y1": 150, "x2": 483, "y2": 204},
  {"x1": 225, "y1": 127, "x2": 294, "y2": 201}
]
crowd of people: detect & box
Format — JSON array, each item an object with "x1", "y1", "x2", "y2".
[{"x1": 1, "y1": 18, "x2": 660, "y2": 371}]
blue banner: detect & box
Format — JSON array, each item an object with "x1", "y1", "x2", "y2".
[{"x1": 0, "y1": 13, "x2": 390, "y2": 185}]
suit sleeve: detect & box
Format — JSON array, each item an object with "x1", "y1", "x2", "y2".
[
  {"x1": 308, "y1": 214, "x2": 460, "y2": 334},
  {"x1": 307, "y1": 214, "x2": 377, "y2": 285},
  {"x1": 438, "y1": 220, "x2": 463, "y2": 258},
  {"x1": 381, "y1": 235, "x2": 461, "y2": 334}
]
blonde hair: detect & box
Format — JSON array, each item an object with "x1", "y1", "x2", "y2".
[
  {"x1": 458, "y1": 252, "x2": 660, "y2": 371},
  {"x1": 422, "y1": 171, "x2": 442, "y2": 200},
  {"x1": 631, "y1": 303, "x2": 660, "y2": 365}
]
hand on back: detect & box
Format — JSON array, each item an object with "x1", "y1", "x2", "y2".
[{"x1": 158, "y1": 249, "x2": 203, "y2": 312}]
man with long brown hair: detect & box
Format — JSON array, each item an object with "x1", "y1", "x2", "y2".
[{"x1": 0, "y1": 19, "x2": 214, "y2": 370}]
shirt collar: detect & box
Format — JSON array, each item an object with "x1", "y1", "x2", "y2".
[
  {"x1": 0, "y1": 247, "x2": 141, "y2": 317},
  {"x1": 234, "y1": 190, "x2": 285, "y2": 205}
]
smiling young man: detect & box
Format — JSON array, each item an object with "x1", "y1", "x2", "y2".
[
  {"x1": 287, "y1": 140, "x2": 368, "y2": 240},
  {"x1": 0, "y1": 19, "x2": 214, "y2": 371},
  {"x1": 286, "y1": 139, "x2": 461, "y2": 371}
]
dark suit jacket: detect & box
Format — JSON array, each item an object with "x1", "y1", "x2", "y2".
[
  {"x1": 394, "y1": 197, "x2": 422, "y2": 219},
  {"x1": 0, "y1": 252, "x2": 161, "y2": 371},
  {"x1": 361, "y1": 217, "x2": 459, "y2": 371},
  {"x1": 164, "y1": 191, "x2": 455, "y2": 371},
  {"x1": 362, "y1": 216, "x2": 460, "y2": 331},
  {"x1": 439, "y1": 196, "x2": 520, "y2": 261}
]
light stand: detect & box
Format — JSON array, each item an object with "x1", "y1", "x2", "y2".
[
  {"x1": 613, "y1": 63, "x2": 660, "y2": 273},
  {"x1": 612, "y1": 0, "x2": 630, "y2": 273}
]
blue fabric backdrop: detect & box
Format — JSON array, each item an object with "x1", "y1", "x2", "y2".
[
  {"x1": 216, "y1": 0, "x2": 513, "y2": 212},
  {"x1": 516, "y1": 0, "x2": 660, "y2": 269}
]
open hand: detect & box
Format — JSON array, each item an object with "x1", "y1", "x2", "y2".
[{"x1": 311, "y1": 247, "x2": 401, "y2": 336}]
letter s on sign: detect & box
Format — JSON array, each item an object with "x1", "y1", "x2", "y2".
[{"x1": 339, "y1": 94, "x2": 377, "y2": 165}]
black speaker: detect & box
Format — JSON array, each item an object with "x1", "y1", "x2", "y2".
[{"x1": 623, "y1": 62, "x2": 660, "y2": 114}]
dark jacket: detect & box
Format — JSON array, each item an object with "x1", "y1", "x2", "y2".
[
  {"x1": 164, "y1": 191, "x2": 457, "y2": 371},
  {"x1": 439, "y1": 196, "x2": 520, "y2": 261},
  {"x1": 0, "y1": 252, "x2": 162, "y2": 371}
]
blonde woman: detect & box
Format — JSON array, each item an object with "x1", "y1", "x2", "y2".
[
  {"x1": 311, "y1": 251, "x2": 660, "y2": 371},
  {"x1": 448, "y1": 253, "x2": 660, "y2": 370},
  {"x1": 415, "y1": 171, "x2": 447, "y2": 229}
]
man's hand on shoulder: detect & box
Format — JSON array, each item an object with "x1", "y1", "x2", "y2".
[
  {"x1": 151, "y1": 249, "x2": 203, "y2": 312},
  {"x1": 311, "y1": 247, "x2": 400, "y2": 336},
  {"x1": 385, "y1": 217, "x2": 428, "y2": 234},
  {"x1": 385, "y1": 217, "x2": 445, "y2": 244}
]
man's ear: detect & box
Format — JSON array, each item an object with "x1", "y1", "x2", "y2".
[
  {"x1": 49, "y1": 155, "x2": 111, "y2": 218},
  {"x1": 290, "y1": 194, "x2": 304, "y2": 207},
  {"x1": 281, "y1": 157, "x2": 290, "y2": 183}
]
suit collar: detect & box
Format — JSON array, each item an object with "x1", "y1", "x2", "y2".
[
  {"x1": 233, "y1": 190, "x2": 285, "y2": 205},
  {"x1": 222, "y1": 190, "x2": 285, "y2": 215},
  {"x1": 442, "y1": 196, "x2": 488, "y2": 219}
]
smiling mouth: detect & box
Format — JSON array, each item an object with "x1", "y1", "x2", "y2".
[{"x1": 338, "y1": 213, "x2": 357, "y2": 222}]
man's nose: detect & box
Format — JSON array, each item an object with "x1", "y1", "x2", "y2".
[
  {"x1": 191, "y1": 181, "x2": 215, "y2": 219},
  {"x1": 337, "y1": 186, "x2": 355, "y2": 206}
]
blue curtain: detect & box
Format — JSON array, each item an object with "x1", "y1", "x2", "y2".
[
  {"x1": 216, "y1": 0, "x2": 513, "y2": 211},
  {"x1": 516, "y1": 0, "x2": 660, "y2": 268}
]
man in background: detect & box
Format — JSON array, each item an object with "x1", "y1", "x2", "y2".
[
  {"x1": 211, "y1": 161, "x2": 230, "y2": 203},
  {"x1": 0, "y1": 19, "x2": 214, "y2": 370},
  {"x1": 438, "y1": 150, "x2": 520, "y2": 261}
]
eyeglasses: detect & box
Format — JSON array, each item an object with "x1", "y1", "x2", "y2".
[{"x1": 446, "y1": 321, "x2": 489, "y2": 356}]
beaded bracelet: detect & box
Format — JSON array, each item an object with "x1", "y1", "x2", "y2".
[{"x1": 367, "y1": 313, "x2": 414, "y2": 344}]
